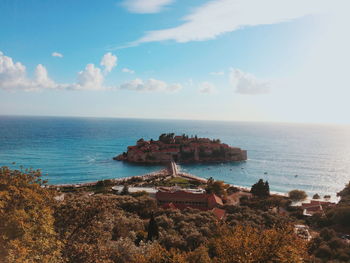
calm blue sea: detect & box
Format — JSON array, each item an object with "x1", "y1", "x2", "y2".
[{"x1": 0, "y1": 116, "x2": 350, "y2": 198}]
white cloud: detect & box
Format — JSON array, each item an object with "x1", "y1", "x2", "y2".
[
  {"x1": 76, "y1": 64, "x2": 104, "y2": 90},
  {"x1": 0, "y1": 51, "x2": 111, "y2": 91},
  {"x1": 52, "y1": 52, "x2": 63, "y2": 58},
  {"x1": 122, "y1": 67, "x2": 135, "y2": 74},
  {"x1": 122, "y1": 0, "x2": 174, "y2": 14},
  {"x1": 229, "y1": 68, "x2": 270, "y2": 95},
  {"x1": 0, "y1": 51, "x2": 27, "y2": 90},
  {"x1": 100, "y1": 52, "x2": 117, "y2": 73},
  {"x1": 120, "y1": 78, "x2": 182, "y2": 92},
  {"x1": 132, "y1": 0, "x2": 330, "y2": 45},
  {"x1": 34, "y1": 64, "x2": 56, "y2": 89},
  {"x1": 210, "y1": 71, "x2": 224, "y2": 76},
  {"x1": 0, "y1": 51, "x2": 58, "y2": 91},
  {"x1": 198, "y1": 81, "x2": 217, "y2": 94},
  {"x1": 0, "y1": 52, "x2": 183, "y2": 93}
]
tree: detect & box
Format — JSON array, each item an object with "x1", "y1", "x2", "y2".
[
  {"x1": 329, "y1": 206, "x2": 350, "y2": 227},
  {"x1": 265, "y1": 181, "x2": 270, "y2": 196},
  {"x1": 186, "y1": 246, "x2": 211, "y2": 263},
  {"x1": 338, "y1": 181, "x2": 350, "y2": 201},
  {"x1": 209, "y1": 225, "x2": 308, "y2": 263},
  {"x1": 250, "y1": 179, "x2": 270, "y2": 198},
  {"x1": 147, "y1": 213, "x2": 159, "y2": 241},
  {"x1": 121, "y1": 184, "x2": 129, "y2": 195},
  {"x1": 54, "y1": 194, "x2": 147, "y2": 263},
  {"x1": 0, "y1": 167, "x2": 62, "y2": 263},
  {"x1": 205, "y1": 177, "x2": 227, "y2": 197},
  {"x1": 313, "y1": 193, "x2": 320, "y2": 199},
  {"x1": 131, "y1": 243, "x2": 188, "y2": 263},
  {"x1": 288, "y1": 190, "x2": 307, "y2": 202}
]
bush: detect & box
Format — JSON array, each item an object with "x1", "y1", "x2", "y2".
[
  {"x1": 288, "y1": 189, "x2": 307, "y2": 202},
  {"x1": 329, "y1": 206, "x2": 350, "y2": 227},
  {"x1": 313, "y1": 193, "x2": 320, "y2": 199},
  {"x1": 314, "y1": 244, "x2": 332, "y2": 260},
  {"x1": 209, "y1": 225, "x2": 308, "y2": 263},
  {"x1": 319, "y1": 228, "x2": 336, "y2": 241}
]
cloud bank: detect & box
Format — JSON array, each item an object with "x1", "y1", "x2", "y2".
[
  {"x1": 0, "y1": 51, "x2": 58, "y2": 91},
  {"x1": 0, "y1": 51, "x2": 119, "y2": 91},
  {"x1": 121, "y1": 0, "x2": 174, "y2": 14},
  {"x1": 229, "y1": 68, "x2": 270, "y2": 95},
  {"x1": 133, "y1": 0, "x2": 329, "y2": 45}
]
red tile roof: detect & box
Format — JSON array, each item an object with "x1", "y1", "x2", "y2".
[
  {"x1": 162, "y1": 202, "x2": 208, "y2": 211},
  {"x1": 208, "y1": 194, "x2": 223, "y2": 207},
  {"x1": 157, "y1": 190, "x2": 209, "y2": 202},
  {"x1": 305, "y1": 205, "x2": 323, "y2": 212},
  {"x1": 156, "y1": 191, "x2": 223, "y2": 209},
  {"x1": 161, "y1": 202, "x2": 226, "y2": 220},
  {"x1": 302, "y1": 201, "x2": 336, "y2": 209},
  {"x1": 212, "y1": 208, "x2": 226, "y2": 220}
]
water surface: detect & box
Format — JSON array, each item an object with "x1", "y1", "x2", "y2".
[{"x1": 1, "y1": 116, "x2": 349, "y2": 197}]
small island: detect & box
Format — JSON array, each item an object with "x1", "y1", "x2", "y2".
[{"x1": 114, "y1": 133, "x2": 247, "y2": 164}]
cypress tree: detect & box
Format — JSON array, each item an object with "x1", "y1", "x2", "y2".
[
  {"x1": 251, "y1": 179, "x2": 270, "y2": 198},
  {"x1": 121, "y1": 184, "x2": 129, "y2": 195},
  {"x1": 147, "y1": 213, "x2": 159, "y2": 241},
  {"x1": 264, "y1": 181, "x2": 270, "y2": 197}
]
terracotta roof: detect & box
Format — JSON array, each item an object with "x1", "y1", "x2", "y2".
[
  {"x1": 160, "y1": 148, "x2": 179, "y2": 153},
  {"x1": 157, "y1": 191, "x2": 209, "y2": 202},
  {"x1": 208, "y1": 194, "x2": 223, "y2": 206},
  {"x1": 165, "y1": 203, "x2": 208, "y2": 211},
  {"x1": 310, "y1": 200, "x2": 336, "y2": 205},
  {"x1": 305, "y1": 205, "x2": 323, "y2": 212},
  {"x1": 212, "y1": 208, "x2": 226, "y2": 220},
  {"x1": 128, "y1": 146, "x2": 138, "y2": 150},
  {"x1": 302, "y1": 201, "x2": 336, "y2": 209},
  {"x1": 162, "y1": 202, "x2": 177, "y2": 209},
  {"x1": 156, "y1": 191, "x2": 223, "y2": 208}
]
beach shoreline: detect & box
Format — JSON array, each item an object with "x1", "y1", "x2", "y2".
[{"x1": 48, "y1": 167, "x2": 288, "y2": 198}]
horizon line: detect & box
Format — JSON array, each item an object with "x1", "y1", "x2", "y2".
[{"x1": 0, "y1": 114, "x2": 349, "y2": 127}]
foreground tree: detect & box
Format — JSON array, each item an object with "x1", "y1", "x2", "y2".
[
  {"x1": 0, "y1": 167, "x2": 62, "y2": 263},
  {"x1": 209, "y1": 225, "x2": 308, "y2": 263}
]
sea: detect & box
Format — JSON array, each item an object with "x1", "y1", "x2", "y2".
[{"x1": 1, "y1": 116, "x2": 350, "y2": 198}]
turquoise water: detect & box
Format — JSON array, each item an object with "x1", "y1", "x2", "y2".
[{"x1": 1, "y1": 116, "x2": 350, "y2": 197}]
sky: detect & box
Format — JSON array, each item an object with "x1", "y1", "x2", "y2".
[{"x1": 0, "y1": 0, "x2": 350, "y2": 124}]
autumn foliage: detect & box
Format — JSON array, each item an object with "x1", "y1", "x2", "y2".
[
  {"x1": 0, "y1": 167, "x2": 62, "y2": 263},
  {"x1": 0, "y1": 167, "x2": 311, "y2": 263}
]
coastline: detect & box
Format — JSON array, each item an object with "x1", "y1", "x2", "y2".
[{"x1": 48, "y1": 168, "x2": 287, "y2": 198}]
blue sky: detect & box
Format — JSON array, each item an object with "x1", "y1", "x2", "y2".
[{"x1": 1, "y1": 0, "x2": 349, "y2": 123}]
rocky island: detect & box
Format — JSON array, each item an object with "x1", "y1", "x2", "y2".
[{"x1": 114, "y1": 133, "x2": 247, "y2": 164}]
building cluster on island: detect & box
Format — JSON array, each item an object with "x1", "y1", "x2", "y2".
[{"x1": 114, "y1": 133, "x2": 247, "y2": 164}]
